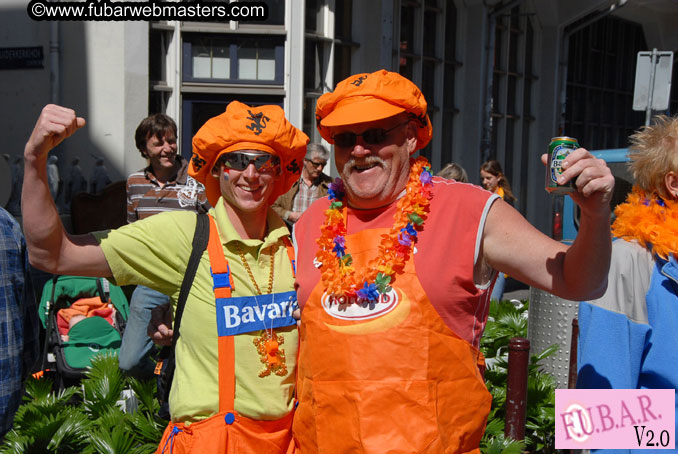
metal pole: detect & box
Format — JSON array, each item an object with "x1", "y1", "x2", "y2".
[
  {"x1": 646, "y1": 48, "x2": 658, "y2": 126},
  {"x1": 505, "y1": 337, "x2": 530, "y2": 441},
  {"x1": 49, "y1": 3, "x2": 60, "y2": 105}
]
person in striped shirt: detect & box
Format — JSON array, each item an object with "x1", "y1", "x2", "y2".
[
  {"x1": 120, "y1": 113, "x2": 210, "y2": 378},
  {"x1": 272, "y1": 143, "x2": 331, "y2": 228},
  {"x1": 126, "y1": 114, "x2": 209, "y2": 222}
]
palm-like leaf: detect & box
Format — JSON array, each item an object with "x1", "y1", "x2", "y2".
[
  {"x1": 86, "y1": 425, "x2": 147, "y2": 454},
  {"x1": 23, "y1": 376, "x2": 54, "y2": 401},
  {"x1": 12, "y1": 408, "x2": 88, "y2": 453},
  {"x1": 92, "y1": 407, "x2": 129, "y2": 430},
  {"x1": 481, "y1": 298, "x2": 559, "y2": 453},
  {"x1": 128, "y1": 378, "x2": 158, "y2": 415},
  {"x1": 1, "y1": 348, "x2": 166, "y2": 454},
  {"x1": 481, "y1": 433, "x2": 525, "y2": 454},
  {"x1": 82, "y1": 354, "x2": 126, "y2": 418},
  {"x1": 46, "y1": 408, "x2": 91, "y2": 451},
  {"x1": 483, "y1": 416, "x2": 504, "y2": 438},
  {"x1": 129, "y1": 411, "x2": 165, "y2": 446},
  {"x1": 15, "y1": 380, "x2": 79, "y2": 428},
  {"x1": 0, "y1": 432, "x2": 30, "y2": 454}
]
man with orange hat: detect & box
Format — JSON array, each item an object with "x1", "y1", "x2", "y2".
[
  {"x1": 21, "y1": 101, "x2": 309, "y2": 454},
  {"x1": 291, "y1": 69, "x2": 615, "y2": 453}
]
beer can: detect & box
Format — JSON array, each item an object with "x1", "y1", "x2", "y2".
[{"x1": 546, "y1": 136, "x2": 579, "y2": 194}]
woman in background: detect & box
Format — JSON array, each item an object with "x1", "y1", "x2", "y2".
[
  {"x1": 480, "y1": 160, "x2": 515, "y2": 204},
  {"x1": 437, "y1": 162, "x2": 469, "y2": 183}
]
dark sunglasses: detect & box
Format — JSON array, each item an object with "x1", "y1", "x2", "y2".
[
  {"x1": 305, "y1": 159, "x2": 327, "y2": 168},
  {"x1": 331, "y1": 121, "x2": 409, "y2": 148},
  {"x1": 220, "y1": 152, "x2": 281, "y2": 173}
]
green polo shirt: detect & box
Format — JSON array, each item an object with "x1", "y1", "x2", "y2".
[{"x1": 94, "y1": 198, "x2": 297, "y2": 423}]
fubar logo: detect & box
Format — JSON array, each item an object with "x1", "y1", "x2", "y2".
[
  {"x1": 321, "y1": 288, "x2": 399, "y2": 321},
  {"x1": 555, "y1": 389, "x2": 675, "y2": 450}
]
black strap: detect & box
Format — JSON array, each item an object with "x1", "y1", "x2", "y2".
[
  {"x1": 95, "y1": 277, "x2": 109, "y2": 303},
  {"x1": 41, "y1": 275, "x2": 60, "y2": 372},
  {"x1": 172, "y1": 212, "x2": 209, "y2": 347}
]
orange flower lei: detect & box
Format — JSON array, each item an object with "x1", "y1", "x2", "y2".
[
  {"x1": 611, "y1": 186, "x2": 678, "y2": 260},
  {"x1": 316, "y1": 156, "x2": 434, "y2": 302}
]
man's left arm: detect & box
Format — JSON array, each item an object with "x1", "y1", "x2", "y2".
[
  {"x1": 272, "y1": 187, "x2": 301, "y2": 222},
  {"x1": 482, "y1": 149, "x2": 614, "y2": 301}
]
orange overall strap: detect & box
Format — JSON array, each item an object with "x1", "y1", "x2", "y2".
[
  {"x1": 205, "y1": 214, "x2": 236, "y2": 413},
  {"x1": 280, "y1": 235, "x2": 300, "y2": 409},
  {"x1": 281, "y1": 236, "x2": 296, "y2": 277}
]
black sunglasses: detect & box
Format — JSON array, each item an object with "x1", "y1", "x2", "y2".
[
  {"x1": 331, "y1": 121, "x2": 409, "y2": 148},
  {"x1": 220, "y1": 152, "x2": 281, "y2": 173},
  {"x1": 305, "y1": 159, "x2": 327, "y2": 168}
]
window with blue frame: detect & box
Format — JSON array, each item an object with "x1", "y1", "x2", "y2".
[{"x1": 182, "y1": 34, "x2": 284, "y2": 84}]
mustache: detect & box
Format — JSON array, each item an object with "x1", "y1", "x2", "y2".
[{"x1": 342, "y1": 156, "x2": 386, "y2": 174}]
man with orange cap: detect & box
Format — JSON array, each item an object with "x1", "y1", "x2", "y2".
[
  {"x1": 21, "y1": 101, "x2": 309, "y2": 453},
  {"x1": 292, "y1": 70, "x2": 615, "y2": 453}
]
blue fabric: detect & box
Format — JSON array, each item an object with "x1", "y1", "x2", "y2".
[
  {"x1": 577, "y1": 249, "x2": 678, "y2": 453},
  {"x1": 216, "y1": 291, "x2": 298, "y2": 336},
  {"x1": 490, "y1": 272, "x2": 505, "y2": 301},
  {"x1": 118, "y1": 285, "x2": 169, "y2": 379},
  {"x1": 0, "y1": 208, "x2": 38, "y2": 437}
]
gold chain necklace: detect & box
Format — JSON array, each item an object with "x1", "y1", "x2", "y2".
[
  {"x1": 235, "y1": 243, "x2": 275, "y2": 295},
  {"x1": 234, "y1": 243, "x2": 287, "y2": 378}
]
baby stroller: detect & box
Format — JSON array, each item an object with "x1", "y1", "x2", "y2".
[{"x1": 39, "y1": 275, "x2": 129, "y2": 388}]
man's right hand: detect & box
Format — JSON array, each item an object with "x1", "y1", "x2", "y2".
[
  {"x1": 25, "y1": 104, "x2": 86, "y2": 159},
  {"x1": 287, "y1": 211, "x2": 302, "y2": 223},
  {"x1": 148, "y1": 303, "x2": 173, "y2": 347}
]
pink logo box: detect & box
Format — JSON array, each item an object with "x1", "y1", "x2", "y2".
[{"x1": 556, "y1": 389, "x2": 675, "y2": 450}]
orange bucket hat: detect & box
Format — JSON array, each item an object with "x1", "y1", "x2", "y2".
[
  {"x1": 315, "y1": 69, "x2": 433, "y2": 150},
  {"x1": 189, "y1": 101, "x2": 309, "y2": 207}
]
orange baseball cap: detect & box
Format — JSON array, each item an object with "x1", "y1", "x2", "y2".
[
  {"x1": 316, "y1": 69, "x2": 433, "y2": 150},
  {"x1": 189, "y1": 101, "x2": 309, "y2": 207}
]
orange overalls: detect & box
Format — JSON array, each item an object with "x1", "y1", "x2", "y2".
[
  {"x1": 156, "y1": 215, "x2": 297, "y2": 454},
  {"x1": 293, "y1": 225, "x2": 492, "y2": 454}
]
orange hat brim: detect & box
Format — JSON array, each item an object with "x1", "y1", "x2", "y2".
[
  {"x1": 320, "y1": 96, "x2": 406, "y2": 127},
  {"x1": 204, "y1": 172, "x2": 222, "y2": 209},
  {"x1": 224, "y1": 142, "x2": 277, "y2": 155}
]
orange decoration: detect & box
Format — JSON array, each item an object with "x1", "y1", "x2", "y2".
[
  {"x1": 611, "y1": 187, "x2": 678, "y2": 260},
  {"x1": 253, "y1": 331, "x2": 287, "y2": 377},
  {"x1": 315, "y1": 156, "x2": 434, "y2": 300}
]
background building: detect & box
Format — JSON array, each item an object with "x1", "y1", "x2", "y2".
[{"x1": 1, "y1": 0, "x2": 677, "y2": 234}]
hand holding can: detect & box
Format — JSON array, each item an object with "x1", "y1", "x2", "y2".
[{"x1": 546, "y1": 136, "x2": 579, "y2": 194}]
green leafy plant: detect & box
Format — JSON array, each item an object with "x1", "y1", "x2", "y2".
[
  {"x1": 0, "y1": 354, "x2": 166, "y2": 454},
  {"x1": 480, "y1": 300, "x2": 558, "y2": 454}
]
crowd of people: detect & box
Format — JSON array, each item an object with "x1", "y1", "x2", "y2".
[{"x1": 2, "y1": 68, "x2": 675, "y2": 453}]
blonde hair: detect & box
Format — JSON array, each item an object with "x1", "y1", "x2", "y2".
[
  {"x1": 628, "y1": 115, "x2": 678, "y2": 200},
  {"x1": 437, "y1": 162, "x2": 469, "y2": 183}
]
